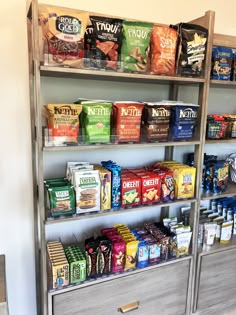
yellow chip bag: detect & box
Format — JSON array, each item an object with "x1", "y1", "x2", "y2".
[
  {"x1": 172, "y1": 166, "x2": 196, "y2": 199},
  {"x1": 125, "y1": 240, "x2": 138, "y2": 271}
]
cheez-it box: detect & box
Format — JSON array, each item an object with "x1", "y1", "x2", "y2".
[
  {"x1": 138, "y1": 173, "x2": 161, "y2": 205},
  {"x1": 121, "y1": 174, "x2": 141, "y2": 207}
]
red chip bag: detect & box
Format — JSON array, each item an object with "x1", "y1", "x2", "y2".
[{"x1": 150, "y1": 26, "x2": 177, "y2": 75}]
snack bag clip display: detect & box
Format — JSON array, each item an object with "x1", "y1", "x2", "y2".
[
  {"x1": 38, "y1": 5, "x2": 89, "y2": 67},
  {"x1": 121, "y1": 21, "x2": 153, "y2": 73}
]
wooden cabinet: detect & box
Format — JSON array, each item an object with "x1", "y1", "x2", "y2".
[{"x1": 52, "y1": 258, "x2": 190, "y2": 315}]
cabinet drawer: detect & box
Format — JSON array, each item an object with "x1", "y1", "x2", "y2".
[
  {"x1": 53, "y1": 259, "x2": 190, "y2": 315},
  {"x1": 196, "y1": 248, "x2": 236, "y2": 311}
]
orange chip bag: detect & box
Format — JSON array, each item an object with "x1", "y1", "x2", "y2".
[{"x1": 150, "y1": 26, "x2": 177, "y2": 75}]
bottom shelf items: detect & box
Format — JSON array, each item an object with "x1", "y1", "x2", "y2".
[
  {"x1": 47, "y1": 219, "x2": 192, "y2": 293},
  {"x1": 49, "y1": 257, "x2": 191, "y2": 315}
]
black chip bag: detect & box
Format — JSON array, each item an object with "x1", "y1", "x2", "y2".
[
  {"x1": 121, "y1": 21, "x2": 153, "y2": 73},
  {"x1": 89, "y1": 16, "x2": 123, "y2": 71},
  {"x1": 174, "y1": 23, "x2": 208, "y2": 77},
  {"x1": 84, "y1": 25, "x2": 95, "y2": 68}
]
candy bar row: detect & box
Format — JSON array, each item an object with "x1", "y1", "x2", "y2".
[
  {"x1": 47, "y1": 219, "x2": 192, "y2": 290},
  {"x1": 45, "y1": 160, "x2": 196, "y2": 218}
]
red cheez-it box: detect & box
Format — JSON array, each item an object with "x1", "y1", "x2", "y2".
[
  {"x1": 137, "y1": 173, "x2": 161, "y2": 205},
  {"x1": 121, "y1": 173, "x2": 141, "y2": 207}
]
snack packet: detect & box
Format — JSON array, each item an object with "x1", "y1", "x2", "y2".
[
  {"x1": 89, "y1": 16, "x2": 123, "y2": 70},
  {"x1": 150, "y1": 26, "x2": 177, "y2": 75},
  {"x1": 38, "y1": 4, "x2": 88, "y2": 67},
  {"x1": 121, "y1": 21, "x2": 153, "y2": 73}
]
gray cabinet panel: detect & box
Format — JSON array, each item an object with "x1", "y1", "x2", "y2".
[
  {"x1": 53, "y1": 260, "x2": 190, "y2": 315},
  {"x1": 196, "y1": 248, "x2": 236, "y2": 312}
]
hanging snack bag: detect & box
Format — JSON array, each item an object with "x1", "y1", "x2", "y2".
[
  {"x1": 38, "y1": 5, "x2": 89, "y2": 67},
  {"x1": 174, "y1": 23, "x2": 208, "y2": 77},
  {"x1": 121, "y1": 21, "x2": 153, "y2": 73},
  {"x1": 150, "y1": 26, "x2": 178, "y2": 75},
  {"x1": 211, "y1": 46, "x2": 233, "y2": 80},
  {"x1": 113, "y1": 102, "x2": 144, "y2": 143},
  {"x1": 80, "y1": 101, "x2": 112, "y2": 144},
  {"x1": 89, "y1": 16, "x2": 123, "y2": 71},
  {"x1": 45, "y1": 104, "x2": 82, "y2": 146}
]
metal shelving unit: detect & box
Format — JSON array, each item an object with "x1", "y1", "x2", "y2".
[{"x1": 27, "y1": 2, "x2": 216, "y2": 315}]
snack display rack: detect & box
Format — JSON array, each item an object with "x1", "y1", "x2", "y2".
[
  {"x1": 193, "y1": 33, "x2": 236, "y2": 315},
  {"x1": 27, "y1": 1, "x2": 236, "y2": 315}
]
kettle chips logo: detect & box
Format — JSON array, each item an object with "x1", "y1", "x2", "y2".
[{"x1": 179, "y1": 108, "x2": 197, "y2": 119}]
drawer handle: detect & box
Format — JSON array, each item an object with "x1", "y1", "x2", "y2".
[{"x1": 118, "y1": 301, "x2": 140, "y2": 313}]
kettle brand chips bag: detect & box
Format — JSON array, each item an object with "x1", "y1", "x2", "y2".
[
  {"x1": 80, "y1": 102, "x2": 112, "y2": 144},
  {"x1": 173, "y1": 23, "x2": 208, "y2": 77},
  {"x1": 38, "y1": 5, "x2": 89, "y2": 67},
  {"x1": 150, "y1": 26, "x2": 178, "y2": 75},
  {"x1": 89, "y1": 16, "x2": 123, "y2": 71},
  {"x1": 45, "y1": 104, "x2": 82, "y2": 145},
  {"x1": 121, "y1": 21, "x2": 153, "y2": 73}
]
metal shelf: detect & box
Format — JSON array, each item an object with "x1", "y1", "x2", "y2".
[
  {"x1": 205, "y1": 138, "x2": 236, "y2": 144},
  {"x1": 43, "y1": 140, "x2": 200, "y2": 152},
  {"x1": 199, "y1": 236, "x2": 236, "y2": 256},
  {"x1": 45, "y1": 198, "x2": 197, "y2": 225},
  {"x1": 48, "y1": 255, "x2": 192, "y2": 296},
  {"x1": 40, "y1": 66, "x2": 205, "y2": 85},
  {"x1": 201, "y1": 183, "x2": 236, "y2": 200},
  {"x1": 210, "y1": 80, "x2": 236, "y2": 87}
]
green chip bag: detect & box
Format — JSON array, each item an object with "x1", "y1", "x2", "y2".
[
  {"x1": 121, "y1": 21, "x2": 153, "y2": 73},
  {"x1": 48, "y1": 185, "x2": 75, "y2": 217},
  {"x1": 81, "y1": 102, "x2": 112, "y2": 144}
]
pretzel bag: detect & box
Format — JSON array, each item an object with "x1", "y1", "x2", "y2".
[{"x1": 38, "y1": 4, "x2": 88, "y2": 67}]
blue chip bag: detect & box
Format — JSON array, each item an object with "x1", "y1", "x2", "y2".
[
  {"x1": 101, "y1": 160, "x2": 121, "y2": 209},
  {"x1": 137, "y1": 242, "x2": 149, "y2": 268},
  {"x1": 211, "y1": 46, "x2": 233, "y2": 81},
  {"x1": 170, "y1": 103, "x2": 199, "y2": 140}
]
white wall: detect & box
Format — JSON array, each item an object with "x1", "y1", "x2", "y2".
[{"x1": 1, "y1": 0, "x2": 235, "y2": 314}]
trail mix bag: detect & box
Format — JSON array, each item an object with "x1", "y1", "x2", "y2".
[
  {"x1": 121, "y1": 21, "x2": 153, "y2": 73},
  {"x1": 38, "y1": 4, "x2": 89, "y2": 67},
  {"x1": 89, "y1": 16, "x2": 123, "y2": 70},
  {"x1": 173, "y1": 23, "x2": 208, "y2": 77},
  {"x1": 150, "y1": 26, "x2": 178, "y2": 75}
]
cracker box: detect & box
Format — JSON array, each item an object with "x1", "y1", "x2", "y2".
[
  {"x1": 121, "y1": 173, "x2": 141, "y2": 207},
  {"x1": 169, "y1": 165, "x2": 196, "y2": 199},
  {"x1": 74, "y1": 170, "x2": 101, "y2": 214},
  {"x1": 94, "y1": 165, "x2": 111, "y2": 211},
  {"x1": 138, "y1": 173, "x2": 161, "y2": 205}
]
